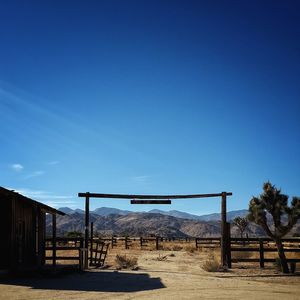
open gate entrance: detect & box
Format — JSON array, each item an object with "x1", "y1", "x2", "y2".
[{"x1": 78, "y1": 191, "x2": 233, "y2": 269}]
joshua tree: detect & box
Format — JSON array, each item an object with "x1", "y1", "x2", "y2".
[
  {"x1": 233, "y1": 217, "x2": 248, "y2": 238},
  {"x1": 248, "y1": 182, "x2": 300, "y2": 273}
]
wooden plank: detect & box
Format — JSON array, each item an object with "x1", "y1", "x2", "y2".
[
  {"x1": 226, "y1": 222, "x2": 231, "y2": 269},
  {"x1": 231, "y1": 247, "x2": 300, "y2": 252},
  {"x1": 45, "y1": 247, "x2": 81, "y2": 250},
  {"x1": 259, "y1": 239, "x2": 264, "y2": 268},
  {"x1": 45, "y1": 256, "x2": 80, "y2": 260},
  {"x1": 264, "y1": 258, "x2": 300, "y2": 263},
  {"x1": 231, "y1": 247, "x2": 260, "y2": 251},
  {"x1": 90, "y1": 222, "x2": 94, "y2": 265},
  {"x1": 195, "y1": 238, "x2": 221, "y2": 241},
  {"x1": 45, "y1": 237, "x2": 84, "y2": 242},
  {"x1": 221, "y1": 192, "x2": 227, "y2": 267},
  {"x1": 231, "y1": 258, "x2": 300, "y2": 263},
  {"x1": 84, "y1": 194, "x2": 89, "y2": 269},
  {"x1": 131, "y1": 200, "x2": 171, "y2": 204},
  {"x1": 52, "y1": 214, "x2": 56, "y2": 268},
  {"x1": 78, "y1": 192, "x2": 233, "y2": 199},
  {"x1": 230, "y1": 237, "x2": 300, "y2": 242}
]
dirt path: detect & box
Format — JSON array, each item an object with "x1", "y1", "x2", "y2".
[{"x1": 0, "y1": 251, "x2": 299, "y2": 299}]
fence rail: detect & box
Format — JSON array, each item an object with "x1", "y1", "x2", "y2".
[
  {"x1": 44, "y1": 236, "x2": 300, "y2": 270},
  {"x1": 45, "y1": 237, "x2": 84, "y2": 269}
]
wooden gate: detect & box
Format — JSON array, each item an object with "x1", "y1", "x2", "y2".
[{"x1": 90, "y1": 240, "x2": 109, "y2": 268}]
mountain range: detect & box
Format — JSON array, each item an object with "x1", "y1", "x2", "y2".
[
  {"x1": 58, "y1": 206, "x2": 248, "y2": 221},
  {"x1": 50, "y1": 207, "x2": 299, "y2": 238}
]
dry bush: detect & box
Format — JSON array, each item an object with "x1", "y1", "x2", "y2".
[
  {"x1": 184, "y1": 244, "x2": 196, "y2": 253},
  {"x1": 172, "y1": 245, "x2": 183, "y2": 251},
  {"x1": 161, "y1": 245, "x2": 172, "y2": 251},
  {"x1": 156, "y1": 254, "x2": 168, "y2": 261},
  {"x1": 273, "y1": 257, "x2": 282, "y2": 272},
  {"x1": 202, "y1": 251, "x2": 221, "y2": 272},
  {"x1": 202, "y1": 257, "x2": 220, "y2": 272},
  {"x1": 115, "y1": 254, "x2": 138, "y2": 270}
]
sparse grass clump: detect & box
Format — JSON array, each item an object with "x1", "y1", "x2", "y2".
[
  {"x1": 185, "y1": 244, "x2": 196, "y2": 253},
  {"x1": 172, "y1": 245, "x2": 183, "y2": 251},
  {"x1": 202, "y1": 252, "x2": 221, "y2": 272},
  {"x1": 115, "y1": 254, "x2": 138, "y2": 270},
  {"x1": 273, "y1": 257, "x2": 282, "y2": 272}
]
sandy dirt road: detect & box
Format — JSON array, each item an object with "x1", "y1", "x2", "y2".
[{"x1": 0, "y1": 250, "x2": 299, "y2": 300}]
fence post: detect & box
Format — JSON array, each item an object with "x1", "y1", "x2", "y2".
[
  {"x1": 125, "y1": 236, "x2": 128, "y2": 249},
  {"x1": 259, "y1": 239, "x2": 265, "y2": 268},
  {"x1": 156, "y1": 236, "x2": 159, "y2": 250},
  {"x1": 111, "y1": 237, "x2": 114, "y2": 248},
  {"x1": 221, "y1": 192, "x2": 228, "y2": 268},
  {"x1": 140, "y1": 237, "x2": 143, "y2": 249},
  {"x1": 195, "y1": 238, "x2": 198, "y2": 249},
  {"x1": 226, "y1": 222, "x2": 232, "y2": 268},
  {"x1": 90, "y1": 222, "x2": 94, "y2": 265},
  {"x1": 52, "y1": 214, "x2": 56, "y2": 268}
]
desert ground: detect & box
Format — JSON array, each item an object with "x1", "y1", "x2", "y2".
[{"x1": 1, "y1": 243, "x2": 300, "y2": 300}]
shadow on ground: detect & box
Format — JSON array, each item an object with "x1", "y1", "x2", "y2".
[{"x1": 0, "y1": 270, "x2": 165, "y2": 293}]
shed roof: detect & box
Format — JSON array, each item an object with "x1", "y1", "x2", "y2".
[{"x1": 0, "y1": 187, "x2": 65, "y2": 215}]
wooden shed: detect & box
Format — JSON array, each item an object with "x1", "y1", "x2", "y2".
[{"x1": 0, "y1": 187, "x2": 65, "y2": 272}]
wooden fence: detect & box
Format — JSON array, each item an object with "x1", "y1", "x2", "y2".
[
  {"x1": 45, "y1": 237, "x2": 85, "y2": 269},
  {"x1": 195, "y1": 237, "x2": 300, "y2": 268},
  {"x1": 45, "y1": 236, "x2": 300, "y2": 270},
  {"x1": 96, "y1": 236, "x2": 300, "y2": 268},
  {"x1": 96, "y1": 236, "x2": 191, "y2": 250}
]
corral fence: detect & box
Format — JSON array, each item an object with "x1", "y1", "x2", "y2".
[
  {"x1": 45, "y1": 235, "x2": 300, "y2": 270},
  {"x1": 95, "y1": 236, "x2": 194, "y2": 250},
  {"x1": 195, "y1": 237, "x2": 300, "y2": 268},
  {"x1": 95, "y1": 236, "x2": 300, "y2": 269},
  {"x1": 45, "y1": 237, "x2": 85, "y2": 269}
]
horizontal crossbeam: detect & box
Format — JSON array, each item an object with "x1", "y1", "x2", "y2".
[
  {"x1": 131, "y1": 200, "x2": 171, "y2": 204},
  {"x1": 78, "y1": 192, "x2": 232, "y2": 199}
]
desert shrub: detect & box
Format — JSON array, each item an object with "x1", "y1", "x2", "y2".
[
  {"x1": 162, "y1": 245, "x2": 172, "y2": 251},
  {"x1": 172, "y1": 245, "x2": 183, "y2": 251},
  {"x1": 273, "y1": 257, "x2": 282, "y2": 272},
  {"x1": 202, "y1": 251, "x2": 221, "y2": 272},
  {"x1": 169, "y1": 253, "x2": 175, "y2": 257},
  {"x1": 156, "y1": 254, "x2": 168, "y2": 261},
  {"x1": 115, "y1": 254, "x2": 138, "y2": 270},
  {"x1": 202, "y1": 257, "x2": 220, "y2": 272},
  {"x1": 185, "y1": 245, "x2": 196, "y2": 253}
]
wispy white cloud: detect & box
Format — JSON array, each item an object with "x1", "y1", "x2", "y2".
[
  {"x1": 24, "y1": 171, "x2": 45, "y2": 179},
  {"x1": 7, "y1": 187, "x2": 77, "y2": 208},
  {"x1": 10, "y1": 163, "x2": 24, "y2": 172},
  {"x1": 47, "y1": 160, "x2": 59, "y2": 165},
  {"x1": 132, "y1": 175, "x2": 151, "y2": 182},
  {"x1": 42, "y1": 200, "x2": 77, "y2": 208}
]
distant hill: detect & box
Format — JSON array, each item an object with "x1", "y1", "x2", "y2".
[
  {"x1": 93, "y1": 207, "x2": 132, "y2": 216},
  {"x1": 49, "y1": 209, "x2": 270, "y2": 238},
  {"x1": 196, "y1": 209, "x2": 249, "y2": 221},
  {"x1": 48, "y1": 212, "x2": 222, "y2": 237},
  {"x1": 58, "y1": 206, "x2": 248, "y2": 221}
]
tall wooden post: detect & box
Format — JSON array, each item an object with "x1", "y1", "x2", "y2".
[
  {"x1": 259, "y1": 239, "x2": 265, "y2": 268},
  {"x1": 90, "y1": 222, "x2": 94, "y2": 265},
  {"x1": 221, "y1": 192, "x2": 227, "y2": 267},
  {"x1": 84, "y1": 193, "x2": 90, "y2": 269},
  {"x1": 156, "y1": 236, "x2": 159, "y2": 250},
  {"x1": 52, "y1": 214, "x2": 56, "y2": 268},
  {"x1": 226, "y1": 222, "x2": 231, "y2": 268}
]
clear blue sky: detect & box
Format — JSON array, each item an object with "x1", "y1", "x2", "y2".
[{"x1": 0, "y1": 0, "x2": 299, "y2": 215}]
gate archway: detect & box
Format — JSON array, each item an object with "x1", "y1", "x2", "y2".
[{"x1": 78, "y1": 191, "x2": 233, "y2": 268}]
